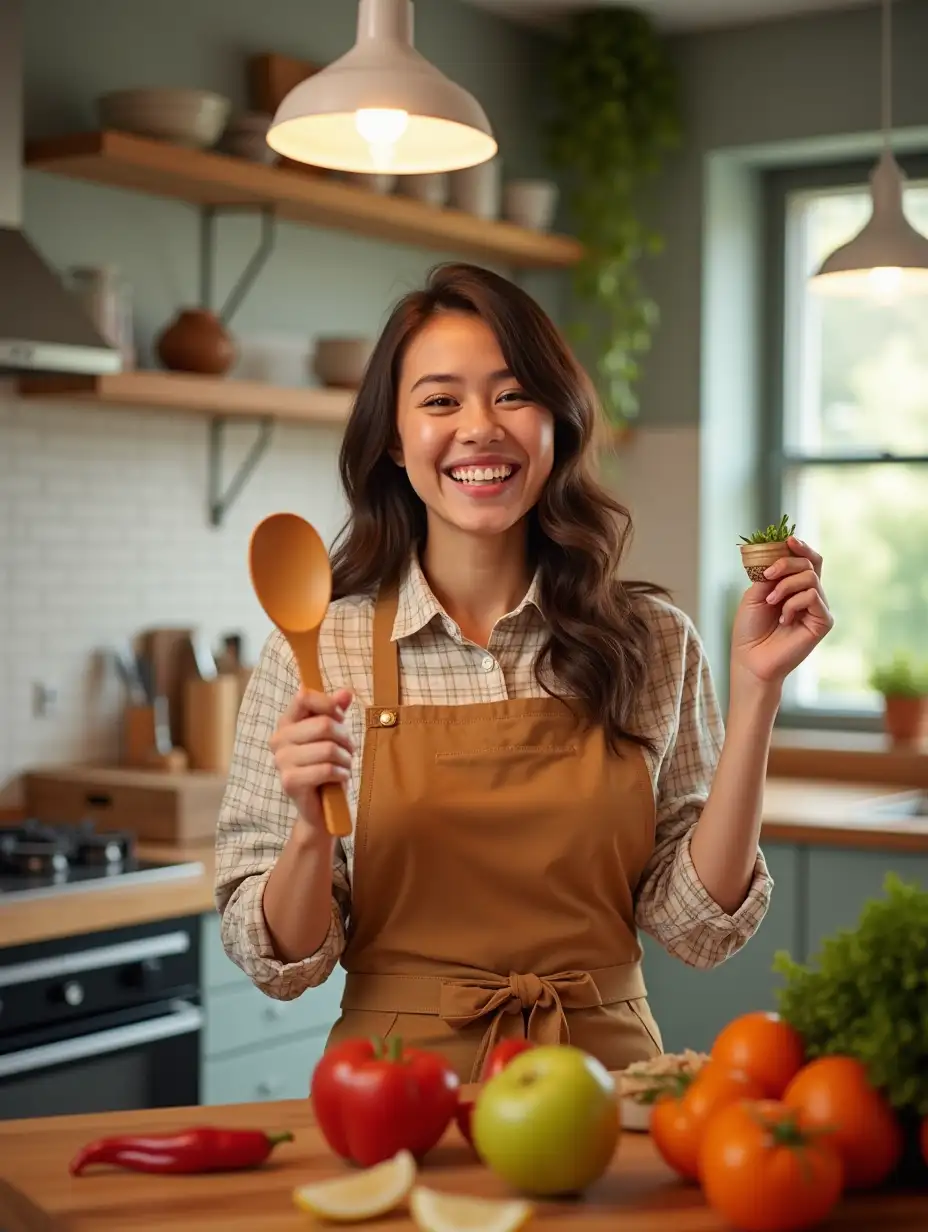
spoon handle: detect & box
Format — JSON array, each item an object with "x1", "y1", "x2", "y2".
[{"x1": 288, "y1": 629, "x2": 353, "y2": 839}]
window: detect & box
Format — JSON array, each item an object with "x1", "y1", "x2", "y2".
[{"x1": 765, "y1": 158, "x2": 928, "y2": 724}]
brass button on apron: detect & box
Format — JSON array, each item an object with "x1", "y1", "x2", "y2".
[{"x1": 378, "y1": 709, "x2": 397, "y2": 727}]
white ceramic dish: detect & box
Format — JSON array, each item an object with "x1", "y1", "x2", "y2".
[
  {"x1": 620, "y1": 1096, "x2": 653, "y2": 1133},
  {"x1": 312, "y1": 337, "x2": 375, "y2": 390},
  {"x1": 98, "y1": 88, "x2": 231, "y2": 149}
]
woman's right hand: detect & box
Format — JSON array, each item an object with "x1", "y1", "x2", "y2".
[{"x1": 269, "y1": 687, "x2": 354, "y2": 831}]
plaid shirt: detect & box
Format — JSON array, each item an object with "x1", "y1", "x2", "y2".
[{"x1": 215, "y1": 555, "x2": 772, "y2": 999}]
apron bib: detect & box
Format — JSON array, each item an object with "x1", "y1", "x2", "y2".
[{"x1": 326, "y1": 585, "x2": 663, "y2": 1081}]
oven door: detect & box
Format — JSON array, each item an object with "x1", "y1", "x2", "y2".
[{"x1": 0, "y1": 997, "x2": 202, "y2": 1120}]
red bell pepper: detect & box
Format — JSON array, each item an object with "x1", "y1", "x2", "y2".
[
  {"x1": 69, "y1": 1127, "x2": 293, "y2": 1176},
  {"x1": 483, "y1": 1038, "x2": 535, "y2": 1080},
  {"x1": 456, "y1": 1039, "x2": 535, "y2": 1149},
  {"x1": 311, "y1": 1036, "x2": 459, "y2": 1167}
]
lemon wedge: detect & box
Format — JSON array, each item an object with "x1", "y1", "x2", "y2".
[
  {"x1": 410, "y1": 1186, "x2": 533, "y2": 1232},
  {"x1": 292, "y1": 1149, "x2": 415, "y2": 1222}
]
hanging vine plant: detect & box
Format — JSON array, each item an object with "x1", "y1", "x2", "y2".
[{"x1": 547, "y1": 8, "x2": 683, "y2": 429}]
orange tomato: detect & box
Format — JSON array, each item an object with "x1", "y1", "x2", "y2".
[
  {"x1": 650, "y1": 1064, "x2": 765, "y2": 1181},
  {"x1": 784, "y1": 1056, "x2": 902, "y2": 1190},
  {"x1": 711, "y1": 1012, "x2": 805, "y2": 1098},
  {"x1": 699, "y1": 1099, "x2": 844, "y2": 1232}
]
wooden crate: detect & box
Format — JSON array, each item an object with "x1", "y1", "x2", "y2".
[{"x1": 23, "y1": 765, "x2": 228, "y2": 845}]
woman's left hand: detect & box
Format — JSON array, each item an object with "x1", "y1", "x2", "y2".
[{"x1": 730, "y1": 536, "x2": 834, "y2": 685}]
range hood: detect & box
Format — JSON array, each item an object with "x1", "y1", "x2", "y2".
[{"x1": 0, "y1": 0, "x2": 121, "y2": 376}]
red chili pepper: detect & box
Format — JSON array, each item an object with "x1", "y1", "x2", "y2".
[
  {"x1": 311, "y1": 1035, "x2": 460, "y2": 1168},
  {"x1": 69, "y1": 1127, "x2": 293, "y2": 1176}
]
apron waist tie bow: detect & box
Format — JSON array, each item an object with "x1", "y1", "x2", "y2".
[
  {"x1": 440, "y1": 969, "x2": 604, "y2": 1082},
  {"x1": 340, "y1": 963, "x2": 647, "y2": 1084}
]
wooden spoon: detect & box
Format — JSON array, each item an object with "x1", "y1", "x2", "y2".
[{"x1": 248, "y1": 512, "x2": 352, "y2": 838}]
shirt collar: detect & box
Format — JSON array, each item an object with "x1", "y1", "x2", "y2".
[{"x1": 392, "y1": 553, "x2": 543, "y2": 642}]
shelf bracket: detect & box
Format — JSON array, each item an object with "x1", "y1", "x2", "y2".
[
  {"x1": 199, "y1": 205, "x2": 277, "y2": 326},
  {"x1": 208, "y1": 416, "x2": 275, "y2": 527}
]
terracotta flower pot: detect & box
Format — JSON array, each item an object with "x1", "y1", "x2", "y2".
[
  {"x1": 882, "y1": 694, "x2": 928, "y2": 744},
  {"x1": 156, "y1": 308, "x2": 237, "y2": 376},
  {"x1": 739, "y1": 540, "x2": 793, "y2": 583}
]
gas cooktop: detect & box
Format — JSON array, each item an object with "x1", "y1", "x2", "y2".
[{"x1": 0, "y1": 819, "x2": 204, "y2": 903}]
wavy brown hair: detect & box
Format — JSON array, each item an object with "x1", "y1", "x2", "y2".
[{"x1": 330, "y1": 262, "x2": 668, "y2": 752}]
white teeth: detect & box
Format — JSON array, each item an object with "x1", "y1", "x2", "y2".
[{"x1": 449, "y1": 464, "x2": 513, "y2": 484}]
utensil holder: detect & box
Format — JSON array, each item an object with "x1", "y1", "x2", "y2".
[{"x1": 183, "y1": 675, "x2": 240, "y2": 773}]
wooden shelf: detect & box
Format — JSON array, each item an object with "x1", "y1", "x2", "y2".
[
  {"x1": 16, "y1": 370, "x2": 354, "y2": 424},
  {"x1": 25, "y1": 130, "x2": 583, "y2": 270}
]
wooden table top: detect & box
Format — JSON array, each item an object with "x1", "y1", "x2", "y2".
[{"x1": 0, "y1": 1092, "x2": 925, "y2": 1230}]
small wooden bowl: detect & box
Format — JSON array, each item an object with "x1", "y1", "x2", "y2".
[{"x1": 740, "y1": 540, "x2": 792, "y2": 582}]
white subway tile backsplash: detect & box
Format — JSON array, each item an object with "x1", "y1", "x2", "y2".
[{"x1": 0, "y1": 388, "x2": 347, "y2": 799}]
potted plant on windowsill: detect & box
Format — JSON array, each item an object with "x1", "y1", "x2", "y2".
[
  {"x1": 869, "y1": 652, "x2": 928, "y2": 744},
  {"x1": 738, "y1": 515, "x2": 796, "y2": 582}
]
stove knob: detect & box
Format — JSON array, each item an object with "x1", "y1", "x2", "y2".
[
  {"x1": 122, "y1": 957, "x2": 163, "y2": 988},
  {"x1": 49, "y1": 980, "x2": 84, "y2": 1008}
]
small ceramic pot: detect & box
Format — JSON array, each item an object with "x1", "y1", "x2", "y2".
[
  {"x1": 450, "y1": 157, "x2": 501, "y2": 219},
  {"x1": 882, "y1": 695, "x2": 928, "y2": 743},
  {"x1": 156, "y1": 308, "x2": 237, "y2": 376},
  {"x1": 399, "y1": 172, "x2": 449, "y2": 208},
  {"x1": 341, "y1": 171, "x2": 397, "y2": 195},
  {"x1": 503, "y1": 179, "x2": 559, "y2": 231},
  {"x1": 312, "y1": 336, "x2": 375, "y2": 389},
  {"x1": 739, "y1": 540, "x2": 792, "y2": 582}
]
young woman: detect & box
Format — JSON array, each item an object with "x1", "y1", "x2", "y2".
[{"x1": 215, "y1": 263, "x2": 833, "y2": 1082}]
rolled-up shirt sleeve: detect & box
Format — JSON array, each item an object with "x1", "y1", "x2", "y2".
[
  {"x1": 214, "y1": 629, "x2": 349, "y2": 999},
  {"x1": 634, "y1": 606, "x2": 773, "y2": 969}
]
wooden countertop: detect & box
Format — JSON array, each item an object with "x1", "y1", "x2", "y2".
[
  {"x1": 0, "y1": 777, "x2": 926, "y2": 951},
  {"x1": 0, "y1": 841, "x2": 217, "y2": 950},
  {"x1": 1, "y1": 1091, "x2": 925, "y2": 1230}
]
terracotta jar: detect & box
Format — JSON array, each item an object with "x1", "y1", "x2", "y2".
[
  {"x1": 156, "y1": 308, "x2": 236, "y2": 375},
  {"x1": 883, "y1": 694, "x2": 928, "y2": 744}
]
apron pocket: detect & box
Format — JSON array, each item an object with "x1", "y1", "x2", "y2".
[{"x1": 436, "y1": 745, "x2": 577, "y2": 763}]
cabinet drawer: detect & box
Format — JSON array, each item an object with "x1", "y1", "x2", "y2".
[
  {"x1": 203, "y1": 968, "x2": 346, "y2": 1058},
  {"x1": 202, "y1": 1032, "x2": 328, "y2": 1106}
]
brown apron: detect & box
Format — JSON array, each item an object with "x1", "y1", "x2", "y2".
[{"x1": 325, "y1": 585, "x2": 664, "y2": 1082}]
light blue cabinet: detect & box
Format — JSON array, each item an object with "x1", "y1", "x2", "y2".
[
  {"x1": 641, "y1": 842, "x2": 801, "y2": 1054},
  {"x1": 642, "y1": 841, "x2": 927, "y2": 1055},
  {"x1": 804, "y1": 847, "x2": 927, "y2": 958},
  {"x1": 199, "y1": 913, "x2": 345, "y2": 1106}
]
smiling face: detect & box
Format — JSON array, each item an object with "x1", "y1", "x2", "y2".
[{"x1": 392, "y1": 311, "x2": 555, "y2": 542}]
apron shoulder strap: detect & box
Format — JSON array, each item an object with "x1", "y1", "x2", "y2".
[{"x1": 372, "y1": 582, "x2": 401, "y2": 708}]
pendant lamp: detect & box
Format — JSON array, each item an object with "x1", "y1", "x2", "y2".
[
  {"x1": 811, "y1": 0, "x2": 928, "y2": 298},
  {"x1": 266, "y1": 0, "x2": 497, "y2": 176}
]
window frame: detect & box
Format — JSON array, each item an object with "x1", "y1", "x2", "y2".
[{"x1": 762, "y1": 153, "x2": 928, "y2": 731}]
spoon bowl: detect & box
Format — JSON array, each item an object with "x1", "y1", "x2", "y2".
[
  {"x1": 248, "y1": 512, "x2": 352, "y2": 838},
  {"x1": 249, "y1": 512, "x2": 332, "y2": 638}
]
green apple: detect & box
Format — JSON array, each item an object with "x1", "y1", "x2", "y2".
[{"x1": 471, "y1": 1045, "x2": 620, "y2": 1197}]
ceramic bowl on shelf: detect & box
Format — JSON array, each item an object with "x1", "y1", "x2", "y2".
[
  {"x1": 503, "y1": 179, "x2": 560, "y2": 231},
  {"x1": 97, "y1": 88, "x2": 232, "y2": 149},
  {"x1": 311, "y1": 337, "x2": 375, "y2": 390},
  {"x1": 221, "y1": 111, "x2": 276, "y2": 164}
]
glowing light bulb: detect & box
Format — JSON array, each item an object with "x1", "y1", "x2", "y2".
[
  {"x1": 354, "y1": 108, "x2": 409, "y2": 171},
  {"x1": 866, "y1": 265, "x2": 903, "y2": 303}
]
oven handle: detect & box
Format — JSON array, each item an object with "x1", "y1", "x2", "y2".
[
  {"x1": 0, "y1": 999, "x2": 202, "y2": 1080},
  {"x1": 0, "y1": 931, "x2": 190, "y2": 989}
]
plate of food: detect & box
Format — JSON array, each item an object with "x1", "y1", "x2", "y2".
[{"x1": 617, "y1": 1049, "x2": 709, "y2": 1131}]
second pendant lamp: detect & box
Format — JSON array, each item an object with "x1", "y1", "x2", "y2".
[
  {"x1": 267, "y1": 0, "x2": 497, "y2": 176},
  {"x1": 811, "y1": 0, "x2": 928, "y2": 298}
]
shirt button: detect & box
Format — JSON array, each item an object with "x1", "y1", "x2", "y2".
[{"x1": 481, "y1": 656, "x2": 495, "y2": 672}]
